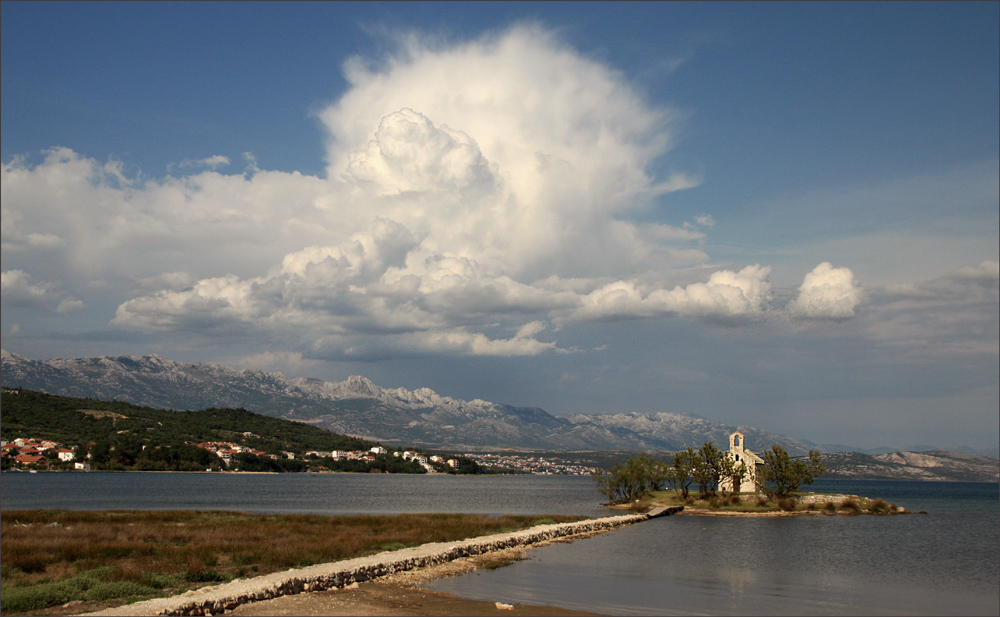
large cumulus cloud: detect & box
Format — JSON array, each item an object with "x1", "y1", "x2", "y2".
[{"x1": 3, "y1": 25, "x2": 874, "y2": 358}]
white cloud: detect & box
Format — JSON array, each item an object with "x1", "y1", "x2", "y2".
[
  {"x1": 173, "y1": 155, "x2": 231, "y2": 171},
  {"x1": 1, "y1": 25, "x2": 864, "y2": 358},
  {"x1": 953, "y1": 260, "x2": 1000, "y2": 283},
  {"x1": 561, "y1": 265, "x2": 773, "y2": 322},
  {"x1": 1, "y1": 270, "x2": 51, "y2": 307},
  {"x1": 1, "y1": 269, "x2": 83, "y2": 312},
  {"x1": 321, "y1": 25, "x2": 699, "y2": 281},
  {"x1": 56, "y1": 298, "x2": 85, "y2": 313},
  {"x1": 789, "y1": 262, "x2": 864, "y2": 319},
  {"x1": 1, "y1": 147, "x2": 333, "y2": 279}
]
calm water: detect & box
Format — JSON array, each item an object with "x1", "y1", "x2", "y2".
[
  {"x1": 1, "y1": 473, "x2": 997, "y2": 615},
  {"x1": 428, "y1": 478, "x2": 1000, "y2": 616},
  {"x1": 0, "y1": 472, "x2": 609, "y2": 517}
]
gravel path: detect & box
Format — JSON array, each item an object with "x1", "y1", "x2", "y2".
[{"x1": 84, "y1": 513, "x2": 648, "y2": 616}]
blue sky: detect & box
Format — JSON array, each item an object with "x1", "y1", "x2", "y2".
[{"x1": 3, "y1": 2, "x2": 997, "y2": 452}]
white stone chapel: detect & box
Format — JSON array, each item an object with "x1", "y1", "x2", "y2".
[{"x1": 720, "y1": 431, "x2": 765, "y2": 493}]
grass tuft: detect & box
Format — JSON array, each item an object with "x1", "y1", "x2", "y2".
[
  {"x1": 868, "y1": 499, "x2": 890, "y2": 514},
  {"x1": 838, "y1": 498, "x2": 860, "y2": 513},
  {"x1": 777, "y1": 497, "x2": 797, "y2": 512}
]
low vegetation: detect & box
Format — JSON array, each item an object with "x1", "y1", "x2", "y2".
[
  {"x1": 635, "y1": 489, "x2": 905, "y2": 516},
  {"x1": 0, "y1": 509, "x2": 586, "y2": 615}
]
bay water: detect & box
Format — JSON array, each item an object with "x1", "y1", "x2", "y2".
[{"x1": 1, "y1": 473, "x2": 997, "y2": 615}]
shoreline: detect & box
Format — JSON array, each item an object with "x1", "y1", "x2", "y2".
[
  {"x1": 227, "y1": 541, "x2": 608, "y2": 616},
  {"x1": 82, "y1": 514, "x2": 648, "y2": 616}
]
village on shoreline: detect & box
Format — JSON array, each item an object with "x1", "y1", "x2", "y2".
[{"x1": 1, "y1": 435, "x2": 598, "y2": 476}]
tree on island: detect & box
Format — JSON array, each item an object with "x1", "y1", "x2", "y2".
[
  {"x1": 690, "y1": 442, "x2": 738, "y2": 498},
  {"x1": 665, "y1": 448, "x2": 696, "y2": 498},
  {"x1": 592, "y1": 453, "x2": 668, "y2": 504},
  {"x1": 759, "y1": 445, "x2": 826, "y2": 497}
]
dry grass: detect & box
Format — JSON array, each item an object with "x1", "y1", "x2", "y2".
[
  {"x1": 838, "y1": 497, "x2": 861, "y2": 513},
  {"x1": 1, "y1": 510, "x2": 585, "y2": 616}
]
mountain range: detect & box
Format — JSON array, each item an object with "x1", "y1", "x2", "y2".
[{"x1": 2, "y1": 349, "x2": 994, "y2": 459}]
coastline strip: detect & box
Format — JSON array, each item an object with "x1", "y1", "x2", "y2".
[{"x1": 83, "y1": 513, "x2": 653, "y2": 616}]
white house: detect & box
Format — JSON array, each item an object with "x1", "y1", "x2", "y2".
[
  {"x1": 719, "y1": 431, "x2": 765, "y2": 493},
  {"x1": 370, "y1": 446, "x2": 388, "y2": 455}
]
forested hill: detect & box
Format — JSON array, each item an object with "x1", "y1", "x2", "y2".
[{"x1": 1, "y1": 388, "x2": 376, "y2": 461}]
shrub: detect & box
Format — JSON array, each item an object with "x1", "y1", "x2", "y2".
[
  {"x1": 838, "y1": 498, "x2": 860, "y2": 513},
  {"x1": 377, "y1": 542, "x2": 409, "y2": 552},
  {"x1": 777, "y1": 497, "x2": 797, "y2": 511},
  {"x1": 869, "y1": 499, "x2": 890, "y2": 514},
  {"x1": 755, "y1": 496, "x2": 770, "y2": 507},
  {"x1": 184, "y1": 569, "x2": 229, "y2": 583},
  {"x1": 85, "y1": 581, "x2": 157, "y2": 601},
  {"x1": 532, "y1": 518, "x2": 557, "y2": 526},
  {"x1": 823, "y1": 501, "x2": 837, "y2": 514},
  {"x1": 0, "y1": 581, "x2": 75, "y2": 613},
  {"x1": 130, "y1": 571, "x2": 183, "y2": 589}
]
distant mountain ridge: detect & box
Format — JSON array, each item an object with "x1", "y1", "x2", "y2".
[
  {"x1": 822, "y1": 450, "x2": 999, "y2": 482},
  {"x1": 0, "y1": 349, "x2": 986, "y2": 459}
]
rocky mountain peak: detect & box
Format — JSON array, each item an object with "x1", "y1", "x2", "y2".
[{"x1": 0, "y1": 349, "x2": 830, "y2": 453}]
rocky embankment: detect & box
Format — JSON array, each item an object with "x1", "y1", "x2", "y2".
[{"x1": 85, "y1": 514, "x2": 652, "y2": 616}]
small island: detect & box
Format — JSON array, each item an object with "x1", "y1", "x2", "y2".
[{"x1": 595, "y1": 431, "x2": 908, "y2": 516}]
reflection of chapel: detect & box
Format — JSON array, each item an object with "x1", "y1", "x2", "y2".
[{"x1": 721, "y1": 431, "x2": 765, "y2": 493}]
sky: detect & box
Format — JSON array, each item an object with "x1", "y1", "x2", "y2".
[{"x1": 2, "y1": 2, "x2": 997, "y2": 452}]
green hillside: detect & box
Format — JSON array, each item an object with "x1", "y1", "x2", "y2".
[
  {"x1": 2, "y1": 388, "x2": 373, "y2": 451},
  {"x1": 0, "y1": 389, "x2": 392, "y2": 472}
]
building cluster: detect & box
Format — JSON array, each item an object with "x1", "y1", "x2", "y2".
[
  {"x1": 464, "y1": 453, "x2": 597, "y2": 475},
  {"x1": 193, "y1": 442, "x2": 461, "y2": 472},
  {"x1": 193, "y1": 441, "x2": 272, "y2": 463},
  {"x1": 1, "y1": 437, "x2": 90, "y2": 470}
]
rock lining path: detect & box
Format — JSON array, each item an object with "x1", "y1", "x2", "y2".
[{"x1": 85, "y1": 512, "x2": 662, "y2": 616}]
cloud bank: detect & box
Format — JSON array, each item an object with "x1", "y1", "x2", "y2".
[{"x1": 1, "y1": 26, "x2": 882, "y2": 358}]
